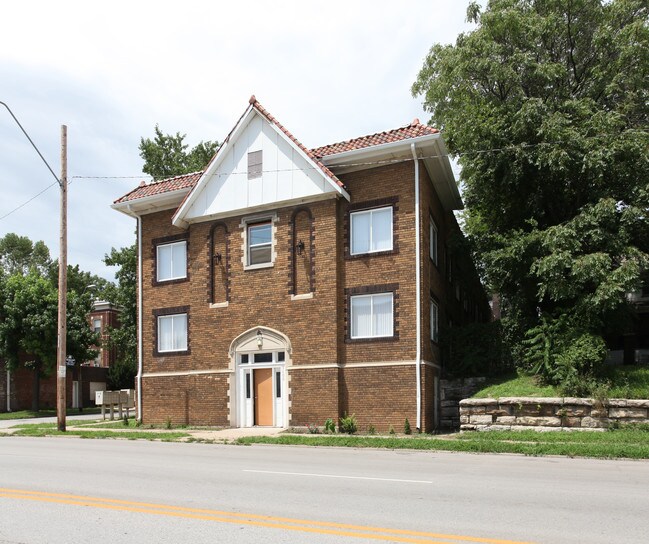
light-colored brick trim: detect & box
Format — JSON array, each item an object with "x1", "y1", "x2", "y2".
[
  {"x1": 240, "y1": 212, "x2": 279, "y2": 270},
  {"x1": 142, "y1": 369, "x2": 232, "y2": 378},
  {"x1": 290, "y1": 293, "x2": 314, "y2": 301}
]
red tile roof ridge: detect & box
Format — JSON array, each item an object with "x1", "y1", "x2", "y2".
[
  {"x1": 114, "y1": 171, "x2": 203, "y2": 204},
  {"x1": 148, "y1": 170, "x2": 204, "y2": 184},
  {"x1": 311, "y1": 119, "x2": 439, "y2": 158}
]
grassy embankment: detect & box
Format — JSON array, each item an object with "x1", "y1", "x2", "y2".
[{"x1": 472, "y1": 366, "x2": 649, "y2": 399}]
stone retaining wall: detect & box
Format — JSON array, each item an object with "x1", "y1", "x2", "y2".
[
  {"x1": 439, "y1": 377, "x2": 486, "y2": 429},
  {"x1": 460, "y1": 397, "x2": 649, "y2": 431}
]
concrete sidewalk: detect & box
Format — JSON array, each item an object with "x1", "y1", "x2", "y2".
[{"x1": 1, "y1": 416, "x2": 286, "y2": 441}]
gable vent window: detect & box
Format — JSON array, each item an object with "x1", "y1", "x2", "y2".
[{"x1": 248, "y1": 150, "x2": 262, "y2": 179}]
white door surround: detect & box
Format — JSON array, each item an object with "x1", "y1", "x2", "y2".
[{"x1": 229, "y1": 327, "x2": 291, "y2": 428}]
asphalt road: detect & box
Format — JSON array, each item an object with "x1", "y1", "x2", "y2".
[{"x1": 0, "y1": 437, "x2": 647, "y2": 544}]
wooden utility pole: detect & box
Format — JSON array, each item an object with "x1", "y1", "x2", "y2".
[{"x1": 57, "y1": 125, "x2": 68, "y2": 432}]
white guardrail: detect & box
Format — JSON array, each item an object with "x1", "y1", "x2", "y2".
[{"x1": 95, "y1": 389, "x2": 136, "y2": 420}]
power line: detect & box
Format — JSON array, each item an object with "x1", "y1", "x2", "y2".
[
  {"x1": 69, "y1": 130, "x2": 649, "y2": 182},
  {"x1": 0, "y1": 183, "x2": 58, "y2": 221}
]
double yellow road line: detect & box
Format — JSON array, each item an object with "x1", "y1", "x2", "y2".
[{"x1": 0, "y1": 487, "x2": 533, "y2": 544}]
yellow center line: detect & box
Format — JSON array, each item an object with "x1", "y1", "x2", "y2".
[{"x1": 0, "y1": 488, "x2": 534, "y2": 544}]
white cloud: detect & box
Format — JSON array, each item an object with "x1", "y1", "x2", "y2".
[{"x1": 0, "y1": 0, "x2": 474, "y2": 280}]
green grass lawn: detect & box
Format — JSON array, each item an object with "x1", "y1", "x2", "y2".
[
  {"x1": 472, "y1": 366, "x2": 649, "y2": 399},
  {"x1": 3, "y1": 418, "x2": 649, "y2": 459},
  {"x1": 235, "y1": 428, "x2": 649, "y2": 459},
  {"x1": 8, "y1": 426, "x2": 190, "y2": 441},
  {"x1": 0, "y1": 408, "x2": 101, "y2": 421}
]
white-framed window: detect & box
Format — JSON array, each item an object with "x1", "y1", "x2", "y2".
[
  {"x1": 430, "y1": 299, "x2": 439, "y2": 343},
  {"x1": 248, "y1": 221, "x2": 272, "y2": 266},
  {"x1": 157, "y1": 313, "x2": 188, "y2": 352},
  {"x1": 156, "y1": 241, "x2": 187, "y2": 282},
  {"x1": 92, "y1": 318, "x2": 101, "y2": 334},
  {"x1": 350, "y1": 206, "x2": 393, "y2": 255},
  {"x1": 248, "y1": 150, "x2": 262, "y2": 179},
  {"x1": 430, "y1": 217, "x2": 438, "y2": 265},
  {"x1": 350, "y1": 292, "x2": 393, "y2": 339}
]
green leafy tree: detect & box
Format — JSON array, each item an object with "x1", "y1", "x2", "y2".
[
  {"x1": 412, "y1": 0, "x2": 649, "y2": 383},
  {"x1": 0, "y1": 233, "x2": 51, "y2": 275},
  {"x1": 0, "y1": 270, "x2": 98, "y2": 410},
  {"x1": 139, "y1": 125, "x2": 219, "y2": 179},
  {"x1": 103, "y1": 244, "x2": 137, "y2": 389}
]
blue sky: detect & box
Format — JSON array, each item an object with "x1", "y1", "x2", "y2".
[{"x1": 0, "y1": 0, "x2": 475, "y2": 280}]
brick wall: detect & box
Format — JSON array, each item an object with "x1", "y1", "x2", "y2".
[{"x1": 137, "y1": 161, "x2": 487, "y2": 431}]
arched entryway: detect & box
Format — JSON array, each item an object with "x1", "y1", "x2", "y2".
[{"x1": 229, "y1": 327, "x2": 291, "y2": 428}]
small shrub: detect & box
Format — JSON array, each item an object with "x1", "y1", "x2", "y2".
[
  {"x1": 122, "y1": 416, "x2": 129, "y2": 426},
  {"x1": 388, "y1": 425, "x2": 395, "y2": 435},
  {"x1": 339, "y1": 413, "x2": 357, "y2": 434},
  {"x1": 307, "y1": 423, "x2": 320, "y2": 434},
  {"x1": 164, "y1": 417, "x2": 172, "y2": 430},
  {"x1": 324, "y1": 418, "x2": 336, "y2": 434},
  {"x1": 367, "y1": 424, "x2": 376, "y2": 435},
  {"x1": 404, "y1": 418, "x2": 412, "y2": 435},
  {"x1": 135, "y1": 419, "x2": 142, "y2": 428}
]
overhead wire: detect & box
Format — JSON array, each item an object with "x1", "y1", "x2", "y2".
[{"x1": 2, "y1": 128, "x2": 647, "y2": 219}]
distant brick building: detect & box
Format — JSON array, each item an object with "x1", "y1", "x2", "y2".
[
  {"x1": 87, "y1": 300, "x2": 120, "y2": 368},
  {"x1": 113, "y1": 97, "x2": 488, "y2": 432}
]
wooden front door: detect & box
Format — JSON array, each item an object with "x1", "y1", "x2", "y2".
[{"x1": 254, "y1": 368, "x2": 273, "y2": 426}]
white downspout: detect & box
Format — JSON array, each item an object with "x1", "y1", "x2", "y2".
[
  {"x1": 411, "y1": 143, "x2": 422, "y2": 431},
  {"x1": 134, "y1": 209, "x2": 143, "y2": 422}
]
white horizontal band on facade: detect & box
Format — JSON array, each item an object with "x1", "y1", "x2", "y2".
[
  {"x1": 289, "y1": 360, "x2": 421, "y2": 370},
  {"x1": 142, "y1": 369, "x2": 232, "y2": 378},
  {"x1": 142, "y1": 359, "x2": 441, "y2": 378}
]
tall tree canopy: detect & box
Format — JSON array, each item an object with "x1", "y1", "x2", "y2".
[
  {"x1": 139, "y1": 125, "x2": 219, "y2": 179},
  {"x1": 0, "y1": 234, "x2": 100, "y2": 410},
  {"x1": 0, "y1": 233, "x2": 51, "y2": 275},
  {"x1": 413, "y1": 0, "x2": 649, "y2": 387}
]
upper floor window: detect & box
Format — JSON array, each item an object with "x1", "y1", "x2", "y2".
[
  {"x1": 157, "y1": 313, "x2": 188, "y2": 352},
  {"x1": 157, "y1": 241, "x2": 187, "y2": 282},
  {"x1": 248, "y1": 221, "x2": 272, "y2": 266},
  {"x1": 431, "y1": 299, "x2": 439, "y2": 343},
  {"x1": 350, "y1": 206, "x2": 392, "y2": 255},
  {"x1": 350, "y1": 292, "x2": 393, "y2": 339},
  {"x1": 248, "y1": 150, "x2": 262, "y2": 179},
  {"x1": 430, "y1": 217, "x2": 438, "y2": 265},
  {"x1": 92, "y1": 318, "x2": 101, "y2": 335}
]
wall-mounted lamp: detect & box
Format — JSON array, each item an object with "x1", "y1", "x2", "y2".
[
  {"x1": 256, "y1": 329, "x2": 263, "y2": 349},
  {"x1": 214, "y1": 252, "x2": 222, "y2": 265},
  {"x1": 296, "y1": 240, "x2": 305, "y2": 256}
]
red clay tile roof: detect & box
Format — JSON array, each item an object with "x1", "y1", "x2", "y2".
[
  {"x1": 115, "y1": 103, "x2": 439, "y2": 205},
  {"x1": 312, "y1": 119, "x2": 439, "y2": 158},
  {"x1": 114, "y1": 171, "x2": 202, "y2": 204}
]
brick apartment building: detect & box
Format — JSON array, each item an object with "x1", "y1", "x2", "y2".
[{"x1": 113, "y1": 97, "x2": 488, "y2": 432}]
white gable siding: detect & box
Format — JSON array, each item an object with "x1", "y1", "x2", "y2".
[{"x1": 184, "y1": 112, "x2": 336, "y2": 222}]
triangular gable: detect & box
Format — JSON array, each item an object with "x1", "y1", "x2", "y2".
[{"x1": 173, "y1": 97, "x2": 349, "y2": 227}]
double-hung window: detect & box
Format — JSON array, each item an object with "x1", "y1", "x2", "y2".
[
  {"x1": 247, "y1": 221, "x2": 272, "y2": 266},
  {"x1": 157, "y1": 313, "x2": 188, "y2": 352},
  {"x1": 350, "y1": 292, "x2": 393, "y2": 339},
  {"x1": 430, "y1": 217, "x2": 438, "y2": 265},
  {"x1": 430, "y1": 300, "x2": 439, "y2": 343},
  {"x1": 350, "y1": 206, "x2": 392, "y2": 255},
  {"x1": 157, "y1": 241, "x2": 187, "y2": 282}
]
